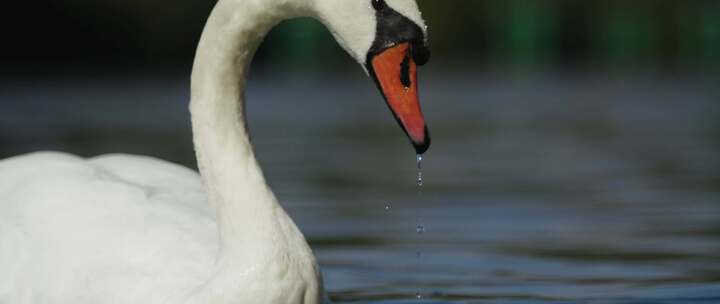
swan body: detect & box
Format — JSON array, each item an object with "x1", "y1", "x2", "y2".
[
  {"x1": 0, "y1": 0, "x2": 430, "y2": 303},
  {"x1": 0, "y1": 152, "x2": 217, "y2": 303}
]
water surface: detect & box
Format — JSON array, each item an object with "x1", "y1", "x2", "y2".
[{"x1": 1, "y1": 72, "x2": 719, "y2": 303}]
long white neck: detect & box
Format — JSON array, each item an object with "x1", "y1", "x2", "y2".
[{"x1": 187, "y1": 0, "x2": 322, "y2": 302}]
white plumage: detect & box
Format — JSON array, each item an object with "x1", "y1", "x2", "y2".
[
  {"x1": 0, "y1": 153, "x2": 216, "y2": 303},
  {"x1": 0, "y1": 0, "x2": 428, "y2": 303}
]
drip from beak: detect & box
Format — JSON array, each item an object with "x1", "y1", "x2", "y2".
[{"x1": 369, "y1": 42, "x2": 430, "y2": 154}]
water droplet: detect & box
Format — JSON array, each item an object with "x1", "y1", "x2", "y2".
[
  {"x1": 416, "y1": 154, "x2": 424, "y2": 187},
  {"x1": 414, "y1": 155, "x2": 426, "y2": 300}
]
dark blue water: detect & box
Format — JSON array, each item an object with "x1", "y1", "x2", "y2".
[{"x1": 1, "y1": 72, "x2": 719, "y2": 303}]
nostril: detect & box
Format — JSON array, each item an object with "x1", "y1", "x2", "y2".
[{"x1": 400, "y1": 52, "x2": 411, "y2": 88}]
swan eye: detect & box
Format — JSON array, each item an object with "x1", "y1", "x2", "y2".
[{"x1": 372, "y1": 0, "x2": 386, "y2": 10}]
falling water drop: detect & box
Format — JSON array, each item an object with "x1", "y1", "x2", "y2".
[
  {"x1": 416, "y1": 154, "x2": 424, "y2": 187},
  {"x1": 414, "y1": 154, "x2": 426, "y2": 300}
]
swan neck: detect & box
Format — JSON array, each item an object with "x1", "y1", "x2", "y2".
[
  {"x1": 184, "y1": 1, "x2": 324, "y2": 302},
  {"x1": 189, "y1": 0, "x2": 305, "y2": 248}
]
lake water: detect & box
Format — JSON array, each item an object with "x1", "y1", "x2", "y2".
[{"x1": 1, "y1": 71, "x2": 719, "y2": 303}]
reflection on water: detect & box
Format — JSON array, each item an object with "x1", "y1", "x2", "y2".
[{"x1": 1, "y1": 72, "x2": 719, "y2": 303}]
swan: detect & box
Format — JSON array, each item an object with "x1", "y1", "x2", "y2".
[{"x1": 0, "y1": 0, "x2": 430, "y2": 303}]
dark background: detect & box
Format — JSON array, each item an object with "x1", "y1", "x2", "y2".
[{"x1": 3, "y1": 0, "x2": 720, "y2": 76}]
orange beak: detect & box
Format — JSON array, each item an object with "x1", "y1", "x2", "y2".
[{"x1": 370, "y1": 42, "x2": 430, "y2": 154}]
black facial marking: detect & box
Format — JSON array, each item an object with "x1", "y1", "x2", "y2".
[
  {"x1": 365, "y1": 4, "x2": 430, "y2": 69},
  {"x1": 371, "y1": 0, "x2": 386, "y2": 10}
]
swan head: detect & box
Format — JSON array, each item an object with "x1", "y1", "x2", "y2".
[{"x1": 311, "y1": 0, "x2": 431, "y2": 154}]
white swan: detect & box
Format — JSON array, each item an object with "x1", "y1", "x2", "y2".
[{"x1": 0, "y1": 0, "x2": 430, "y2": 303}]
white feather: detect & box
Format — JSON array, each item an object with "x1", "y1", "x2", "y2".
[
  {"x1": 0, "y1": 152, "x2": 216, "y2": 304},
  {"x1": 0, "y1": 0, "x2": 427, "y2": 303}
]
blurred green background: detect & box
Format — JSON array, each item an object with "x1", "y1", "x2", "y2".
[{"x1": 4, "y1": 0, "x2": 720, "y2": 76}]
